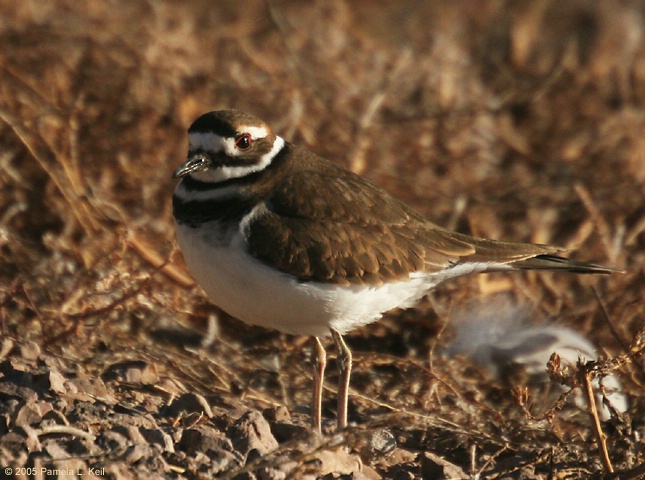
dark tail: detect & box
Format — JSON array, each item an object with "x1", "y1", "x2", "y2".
[{"x1": 513, "y1": 255, "x2": 623, "y2": 274}]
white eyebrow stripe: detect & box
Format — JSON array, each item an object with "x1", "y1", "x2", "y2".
[
  {"x1": 242, "y1": 126, "x2": 268, "y2": 140},
  {"x1": 188, "y1": 126, "x2": 268, "y2": 152}
]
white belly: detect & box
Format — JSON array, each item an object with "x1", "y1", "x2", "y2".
[{"x1": 175, "y1": 222, "x2": 440, "y2": 337}]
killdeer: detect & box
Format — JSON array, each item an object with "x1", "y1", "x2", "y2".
[{"x1": 172, "y1": 109, "x2": 617, "y2": 434}]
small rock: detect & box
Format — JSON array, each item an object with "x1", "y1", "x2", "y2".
[
  {"x1": 33, "y1": 370, "x2": 67, "y2": 394},
  {"x1": 179, "y1": 425, "x2": 232, "y2": 455},
  {"x1": 42, "y1": 441, "x2": 89, "y2": 478},
  {"x1": 206, "y1": 448, "x2": 242, "y2": 474},
  {"x1": 1, "y1": 431, "x2": 26, "y2": 445},
  {"x1": 256, "y1": 466, "x2": 287, "y2": 480},
  {"x1": 110, "y1": 411, "x2": 158, "y2": 429},
  {"x1": 140, "y1": 427, "x2": 175, "y2": 452},
  {"x1": 97, "y1": 430, "x2": 131, "y2": 452},
  {"x1": 247, "y1": 447, "x2": 264, "y2": 463},
  {"x1": 102, "y1": 360, "x2": 160, "y2": 385},
  {"x1": 188, "y1": 450, "x2": 212, "y2": 467},
  {"x1": 269, "y1": 421, "x2": 309, "y2": 443},
  {"x1": 112, "y1": 425, "x2": 148, "y2": 445},
  {"x1": 0, "y1": 363, "x2": 39, "y2": 401},
  {"x1": 20, "y1": 341, "x2": 41, "y2": 361},
  {"x1": 263, "y1": 405, "x2": 290, "y2": 423},
  {"x1": 67, "y1": 435, "x2": 98, "y2": 456},
  {"x1": 67, "y1": 377, "x2": 116, "y2": 404},
  {"x1": 138, "y1": 451, "x2": 169, "y2": 472},
  {"x1": 166, "y1": 392, "x2": 214, "y2": 419},
  {"x1": 211, "y1": 400, "x2": 254, "y2": 431},
  {"x1": 67, "y1": 402, "x2": 110, "y2": 425},
  {"x1": 0, "y1": 338, "x2": 14, "y2": 359},
  {"x1": 419, "y1": 452, "x2": 468, "y2": 479},
  {"x1": 183, "y1": 450, "x2": 226, "y2": 475},
  {"x1": 380, "y1": 448, "x2": 416, "y2": 467},
  {"x1": 41, "y1": 408, "x2": 69, "y2": 426},
  {"x1": 44, "y1": 439, "x2": 70, "y2": 459},
  {"x1": 13, "y1": 401, "x2": 44, "y2": 427},
  {"x1": 361, "y1": 464, "x2": 382, "y2": 480},
  {"x1": 357, "y1": 429, "x2": 397, "y2": 464},
  {"x1": 123, "y1": 443, "x2": 154, "y2": 464},
  {"x1": 228, "y1": 410, "x2": 279, "y2": 458},
  {"x1": 313, "y1": 449, "x2": 363, "y2": 477}
]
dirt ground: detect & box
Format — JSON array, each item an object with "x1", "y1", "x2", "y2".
[{"x1": 0, "y1": 1, "x2": 643, "y2": 479}]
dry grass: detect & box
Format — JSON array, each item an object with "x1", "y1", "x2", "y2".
[{"x1": 0, "y1": 1, "x2": 643, "y2": 478}]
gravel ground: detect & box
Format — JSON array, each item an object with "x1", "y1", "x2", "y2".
[{"x1": 0, "y1": 1, "x2": 643, "y2": 479}]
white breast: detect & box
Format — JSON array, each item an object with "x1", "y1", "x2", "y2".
[{"x1": 175, "y1": 221, "x2": 449, "y2": 337}]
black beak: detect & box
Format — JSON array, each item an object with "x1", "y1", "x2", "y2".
[{"x1": 172, "y1": 153, "x2": 212, "y2": 178}]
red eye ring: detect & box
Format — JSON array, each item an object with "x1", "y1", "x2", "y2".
[{"x1": 235, "y1": 133, "x2": 252, "y2": 150}]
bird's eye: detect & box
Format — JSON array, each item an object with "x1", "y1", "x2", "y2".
[{"x1": 235, "y1": 134, "x2": 252, "y2": 150}]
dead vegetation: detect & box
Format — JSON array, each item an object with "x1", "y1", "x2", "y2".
[{"x1": 0, "y1": 1, "x2": 643, "y2": 478}]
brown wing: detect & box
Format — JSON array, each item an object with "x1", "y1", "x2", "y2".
[
  {"x1": 246, "y1": 153, "x2": 616, "y2": 285},
  {"x1": 246, "y1": 166, "x2": 477, "y2": 286}
]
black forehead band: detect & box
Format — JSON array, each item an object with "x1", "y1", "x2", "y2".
[{"x1": 189, "y1": 113, "x2": 238, "y2": 137}]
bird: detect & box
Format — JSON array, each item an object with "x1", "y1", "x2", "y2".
[{"x1": 171, "y1": 109, "x2": 618, "y2": 434}]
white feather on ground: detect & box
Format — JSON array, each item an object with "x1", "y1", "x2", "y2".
[{"x1": 445, "y1": 296, "x2": 628, "y2": 420}]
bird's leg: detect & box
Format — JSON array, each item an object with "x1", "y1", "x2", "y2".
[
  {"x1": 331, "y1": 328, "x2": 352, "y2": 431},
  {"x1": 311, "y1": 336, "x2": 326, "y2": 434}
]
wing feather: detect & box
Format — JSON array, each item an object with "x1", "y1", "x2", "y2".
[
  {"x1": 247, "y1": 167, "x2": 470, "y2": 285},
  {"x1": 245, "y1": 152, "x2": 615, "y2": 285}
]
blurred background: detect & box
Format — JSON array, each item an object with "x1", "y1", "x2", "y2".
[{"x1": 0, "y1": 1, "x2": 643, "y2": 477}]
